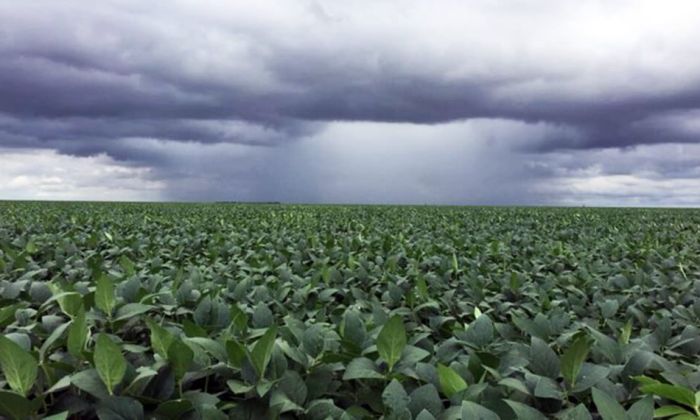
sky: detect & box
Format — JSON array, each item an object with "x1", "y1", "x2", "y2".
[{"x1": 1, "y1": 1, "x2": 700, "y2": 206}]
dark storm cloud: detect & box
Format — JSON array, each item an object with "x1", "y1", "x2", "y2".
[
  {"x1": 1, "y1": 0, "x2": 700, "y2": 205},
  {"x1": 0, "y1": 113, "x2": 316, "y2": 155},
  {"x1": 2, "y1": 0, "x2": 700, "y2": 156}
]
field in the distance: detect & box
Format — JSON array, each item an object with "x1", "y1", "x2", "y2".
[{"x1": 0, "y1": 202, "x2": 699, "y2": 419}]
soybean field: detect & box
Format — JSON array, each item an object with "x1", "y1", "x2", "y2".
[{"x1": 0, "y1": 202, "x2": 699, "y2": 419}]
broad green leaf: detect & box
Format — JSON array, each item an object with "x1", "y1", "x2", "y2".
[
  {"x1": 343, "y1": 357, "x2": 384, "y2": 380},
  {"x1": 122, "y1": 367, "x2": 158, "y2": 395},
  {"x1": 408, "y1": 384, "x2": 443, "y2": 418},
  {"x1": 56, "y1": 292, "x2": 83, "y2": 318},
  {"x1": 114, "y1": 303, "x2": 153, "y2": 322},
  {"x1": 227, "y1": 379, "x2": 254, "y2": 394},
  {"x1": 415, "y1": 409, "x2": 436, "y2": 420},
  {"x1": 94, "y1": 334, "x2": 127, "y2": 395},
  {"x1": 342, "y1": 309, "x2": 366, "y2": 352},
  {"x1": 39, "y1": 322, "x2": 71, "y2": 362},
  {"x1": 599, "y1": 300, "x2": 619, "y2": 318},
  {"x1": 167, "y1": 339, "x2": 194, "y2": 381},
  {"x1": 619, "y1": 320, "x2": 632, "y2": 344},
  {"x1": 345, "y1": 405, "x2": 374, "y2": 420},
  {"x1": 464, "y1": 314, "x2": 494, "y2": 348},
  {"x1": 225, "y1": 338, "x2": 247, "y2": 368},
  {"x1": 68, "y1": 306, "x2": 88, "y2": 358},
  {"x1": 228, "y1": 304, "x2": 248, "y2": 334},
  {"x1": 4, "y1": 332, "x2": 30, "y2": 351},
  {"x1": 252, "y1": 303, "x2": 273, "y2": 329},
  {"x1": 529, "y1": 337, "x2": 560, "y2": 379},
  {"x1": 0, "y1": 304, "x2": 19, "y2": 327},
  {"x1": 249, "y1": 325, "x2": 277, "y2": 378},
  {"x1": 558, "y1": 404, "x2": 592, "y2": 420},
  {"x1": 660, "y1": 414, "x2": 698, "y2": 420},
  {"x1": 0, "y1": 390, "x2": 39, "y2": 420},
  {"x1": 25, "y1": 240, "x2": 37, "y2": 254},
  {"x1": 302, "y1": 324, "x2": 326, "y2": 358},
  {"x1": 626, "y1": 396, "x2": 653, "y2": 420},
  {"x1": 306, "y1": 398, "x2": 344, "y2": 419},
  {"x1": 46, "y1": 375, "x2": 72, "y2": 394},
  {"x1": 499, "y1": 377, "x2": 531, "y2": 395},
  {"x1": 382, "y1": 379, "x2": 409, "y2": 413},
  {"x1": 528, "y1": 373, "x2": 562, "y2": 399},
  {"x1": 277, "y1": 370, "x2": 308, "y2": 406},
  {"x1": 146, "y1": 319, "x2": 174, "y2": 359},
  {"x1": 400, "y1": 345, "x2": 431, "y2": 366},
  {"x1": 95, "y1": 274, "x2": 116, "y2": 316},
  {"x1": 504, "y1": 399, "x2": 547, "y2": 420},
  {"x1": 635, "y1": 377, "x2": 696, "y2": 408},
  {"x1": 588, "y1": 327, "x2": 624, "y2": 364},
  {"x1": 256, "y1": 379, "x2": 276, "y2": 397},
  {"x1": 654, "y1": 405, "x2": 693, "y2": 418},
  {"x1": 184, "y1": 337, "x2": 227, "y2": 362},
  {"x1": 119, "y1": 255, "x2": 136, "y2": 276},
  {"x1": 0, "y1": 335, "x2": 38, "y2": 396},
  {"x1": 270, "y1": 390, "x2": 304, "y2": 415},
  {"x1": 96, "y1": 395, "x2": 145, "y2": 420},
  {"x1": 155, "y1": 399, "x2": 194, "y2": 418},
  {"x1": 592, "y1": 387, "x2": 626, "y2": 420},
  {"x1": 416, "y1": 277, "x2": 429, "y2": 300},
  {"x1": 194, "y1": 406, "x2": 226, "y2": 419},
  {"x1": 460, "y1": 401, "x2": 500, "y2": 420},
  {"x1": 437, "y1": 363, "x2": 467, "y2": 398},
  {"x1": 572, "y1": 363, "x2": 609, "y2": 393},
  {"x1": 71, "y1": 369, "x2": 110, "y2": 399},
  {"x1": 193, "y1": 296, "x2": 230, "y2": 331},
  {"x1": 277, "y1": 339, "x2": 309, "y2": 368},
  {"x1": 43, "y1": 411, "x2": 69, "y2": 420},
  {"x1": 561, "y1": 333, "x2": 593, "y2": 388},
  {"x1": 377, "y1": 315, "x2": 406, "y2": 371}
]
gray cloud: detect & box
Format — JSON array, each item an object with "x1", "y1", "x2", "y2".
[
  {"x1": 3, "y1": 1, "x2": 700, "y2": 146},
  {"x1": 0, "y1": 1, "x2": 699, "y2": 204},
  {"x1": 0, "y1": 148, "x2": 164, "y2": 201}
]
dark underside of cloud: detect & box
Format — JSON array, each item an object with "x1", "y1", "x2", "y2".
[{"x1": 1, "y1": 1, "x2": 699, "y2": 204}]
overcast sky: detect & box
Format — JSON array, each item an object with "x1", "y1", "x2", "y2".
[{"x1": 1, "y1": 1, "x2": 700, "y2": 205}]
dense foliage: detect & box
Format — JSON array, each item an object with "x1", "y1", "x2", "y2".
[{"x1": 0, "y1": 202, "x2": 699, "y2": 419}]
